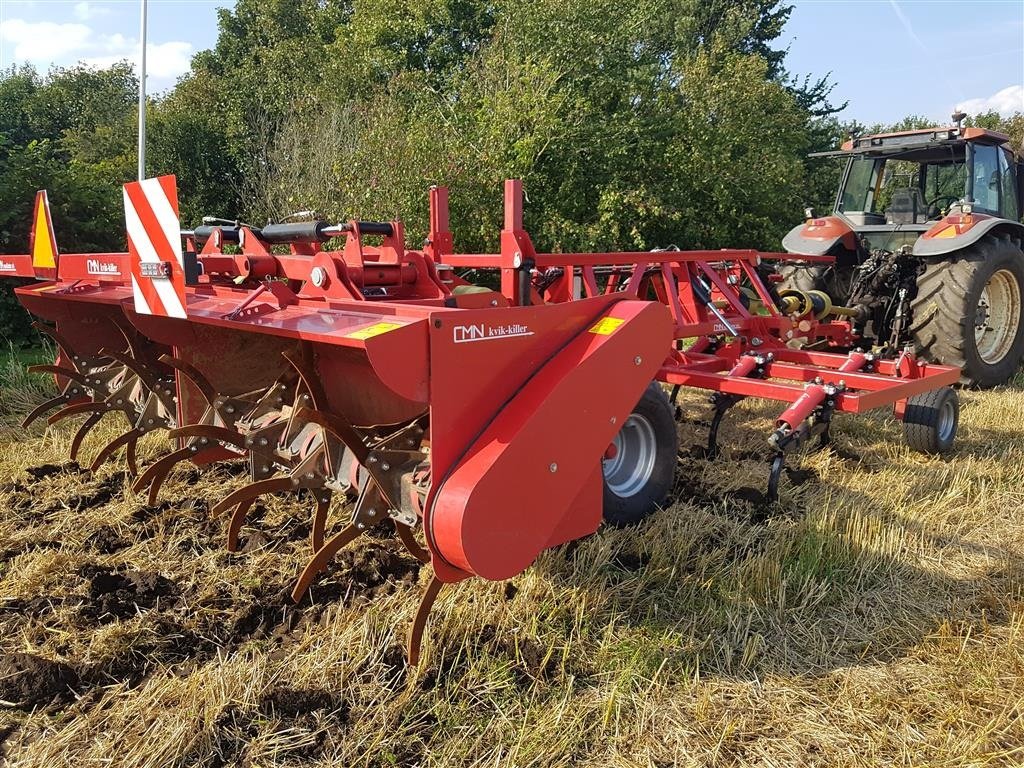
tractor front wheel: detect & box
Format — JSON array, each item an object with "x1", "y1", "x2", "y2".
[
  {"x1": 912, "y1": 234, "x2": 1024, "y2": 387},
  {"x1": 602, "y1": 382, "x2": 678, "y2": 527}
]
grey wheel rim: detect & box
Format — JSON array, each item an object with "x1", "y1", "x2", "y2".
[
  {"x1": 937, "y1": 397, "x2": 957, "y2": 443},
  {"x1": 603, "y1": 413, "x2": 657, "y2": 498},
  {"x1": 975, "y1": 268, "x2": 1022, "y2": 365}
]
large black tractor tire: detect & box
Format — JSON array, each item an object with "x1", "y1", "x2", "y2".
[
  {"x1": 912, "y1": 233, "x2": 1024, "y2": 387},
  {"x1": 777, "y1": 261, "x2": 857, "y2": 304},
  {"x1": 777, "y1": 263, "x2": 829, "y2": 294},
  {"x1": 602, "y1": 382, "x2": 678, "y2": 527}
]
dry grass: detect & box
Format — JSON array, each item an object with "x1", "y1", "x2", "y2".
[{"x1": 1, "y1": 367, "x2": 1023, "y2": 767}]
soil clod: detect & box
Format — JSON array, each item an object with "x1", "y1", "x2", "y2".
[
  {"x1": 78, "y1": 566, "x2": 179, "y2": 624},
  {"x1": 0, "y1": 652, "x2": 79, "y2": 710}
]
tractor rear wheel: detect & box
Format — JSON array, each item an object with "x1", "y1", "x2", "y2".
[
  {"x1": 912, "y1": 234, "x2": 1024, "y2": 387},
  {"x1": 602, "y1": 382, "x2": 677, "y2": 527}
]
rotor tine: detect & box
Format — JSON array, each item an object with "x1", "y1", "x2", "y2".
[
  {"x1": 31, "y1": 322, "x2": 82, "y2": 371},
  {"x1": 407, "y1": 575, "x2": 444, "y2": 666},
  {"x1": 27, "y1": 364, "x2": 90, "y2": 386},
  {"x1": 226, "y1": 499, "x2": 256, "y2": 553},
  {"x1": 109, "y1": 314, "x2": 147, "y2": 362},
  {"x1": 46, "y1": 401, "x2": 109, "y2": 426},
  {"x1": 395, "y1": 520, "x2": 430, "y2": 564},
  {"x1": 158, "y1": 354, "x2": 217, "y2": 405},
  {"x1": 89, "y1": 428, "x2": 141, "y2": 473},
  {"x1": 22, "y1": 395, "x2": 72, "y2": 428},
  {"x1": 133, "y1": 446, "x2": 194, "y2": 494},
  {"x1": 210, "y1": 477, "x2": 294, "y2": 518},
  {"x1": 133, "y1": 446, "x2": 226, "y2": 505},
  {"x1": 125, "y1": 433, "x2": 139, "y2": 477},
  {"x1": 311, "y1": 494, "x2": 331, "y2": 553},
  {"x1": 69, "y1": 411, "x2": 105, "y2": 460},
  {"x1": 290, "y1": 523, "x2": 364, "y2": 603},
  {"x1": 99, "y1": 347, "x2": 158, "y2": 390},
  {"x1": 282, "y1": 349, "x2": 329, "y2": 411},
  {"x1": 292, "y1": 405, "x2": 369, "y2": 465}
]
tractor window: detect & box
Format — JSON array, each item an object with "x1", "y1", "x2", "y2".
[
  {"x1": 972, "y1": 144, "x2": 1000, "y2": 214},
  {"x1": 999, "y1": 148, "x2": 1018, "y2": 220},
  {"x1": 839, "y1": 157, "x2": 880, "y2": 212},
  {"x1": 923, "y1": 161, "x2": 966, "y2": 216}
]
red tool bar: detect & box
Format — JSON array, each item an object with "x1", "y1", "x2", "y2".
[
  {"x1": 441, "y1": 249, "x2": 765, "y2": 269},
  {"x1": 660, "y1": 354, "x2": 959, "y2": 413}
]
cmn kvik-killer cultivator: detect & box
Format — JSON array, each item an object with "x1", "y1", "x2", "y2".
[{"x1": 0, "y1": 177, "x2": 961, "y2": 663}]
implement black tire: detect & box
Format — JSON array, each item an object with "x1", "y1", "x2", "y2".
[
  {"x1": 912, "y1": 234, "x2": 1024, "y2": 387},
  {"x1": 602, "y1": 383, "x2": 677, "y2": 527},
  {"x1": 903, "y1": 387, "x2": 959, "y2": 454}
]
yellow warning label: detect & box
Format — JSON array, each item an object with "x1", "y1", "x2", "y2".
[
  {"x1": 346, "y1": 321, "x2": 403, "y2": 340},
  {"x1": 32, "y1": 198, "x2": 56, "y2": 269},
  {"x1": 589, "y1": 317, "x2": 625, "y2": 335}
]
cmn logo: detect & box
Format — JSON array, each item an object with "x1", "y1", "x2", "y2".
[{"x1": 453, "y1": 324, "x2": 485, "y2": 343}]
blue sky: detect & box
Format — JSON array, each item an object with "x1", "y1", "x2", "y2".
[{"x1": 1, "y1": 0, "x2": 1022, "y2": 124}]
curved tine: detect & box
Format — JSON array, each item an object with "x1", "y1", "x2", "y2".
[
  {"x1": 158, "y1": 354, "x2": 217, "y2": 406},
  {"x1": 69, "y1": 411, "x2": 106, "y2": 460},
  {"x1": 767, "y1": 453, "x2": 786, "y2": 505},
  {"x1": 407, "y1": 575, "x2": 444, "y2": 666},
  {"x1": 210, "y1": 476, "x2": 294, "y2": 518},
  {"x1": 290, "y1": 523, "x2": 364, "y2": 603},
  {"x1": 27, "y1": 364, "x2": 90, "y2": 386},
  {"x1": 292, "y1": 406, "x2": 368, "y2": 464},
  {"x1": 125, "y1": 433, "x2": 140, "y2": 477},
  {"x1": 282, "y1": 349, "x2": 329, "y2": 411},
  {"x1": 99, "y1": 347, "x2": 158, "y2": 390},
  {"x1": 47, "y1": 401, "x2": 109, "y2": 426},
  {"x1": 134, "y1": 445, "x2": 225, "y2": 505},
  {"x1": 167, "y1": 425, "x2": 248, "y2": 451},
  {"x1": 133, "y1": 446, "x2": 196, "y2": 494},
  {"x1": 395, "y1": 520, "x2": 431, "y2": 564},
  {"x1": 89, "y1": 428, "x2": 140, "y2": 473},
  {"x1": 110, "y1": 315, "x2": 144, "y2": 361},
  {"x1": 31, "y1": 322, "x2": 82, "y2": 371},
  {"x1": 22, "y1": 395, "x2": 72, "y2": 428},
  {"x1": 226, "y1": 499, "x2": 256, "y2": 553},
  {"x1": 311, "y1": 495, "x2": 331, "y2": 553}
]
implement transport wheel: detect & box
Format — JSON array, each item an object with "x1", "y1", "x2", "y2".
[
  {"x1": 903, "y1": 386, "x2": 959, "y2": 454},
  {"x1": 602, "y1": 382, "x2": 678, "y2": 526},
  {"x1": 912, "y1": 235, "x2": 1024, "y2": 387}
]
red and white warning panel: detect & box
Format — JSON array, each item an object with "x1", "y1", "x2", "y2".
[{"x1": 123, "y1": 175, "x2": 187, "y2": 319}]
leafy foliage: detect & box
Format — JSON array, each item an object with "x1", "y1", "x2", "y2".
[{"x1": 0, "y1": 0, "x2": 1021, "y2": 344}]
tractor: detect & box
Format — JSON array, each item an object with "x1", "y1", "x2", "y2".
[{"x1": 782, "y1": 114, "x2": 1024, "y2": 387}]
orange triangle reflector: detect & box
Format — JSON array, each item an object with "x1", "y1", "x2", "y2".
[{"x1": 30, "y1": 190, "x2": 58, "y2": 272}]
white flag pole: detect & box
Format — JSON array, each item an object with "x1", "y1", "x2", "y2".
[{"x1": 137, "y1": 0, "x2": 148, "y2": 180}]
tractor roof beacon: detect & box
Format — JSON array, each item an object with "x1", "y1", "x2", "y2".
[{"x1": 782, "y1": 113, "x2": 1024, "y2": 387}]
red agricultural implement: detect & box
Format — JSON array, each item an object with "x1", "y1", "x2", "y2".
[{"x1": 1, "y1": 178, "x2": 960, "y2": 662}]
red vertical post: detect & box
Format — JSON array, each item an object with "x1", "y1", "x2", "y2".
[
  {"x1": 427, "y1": 186, "x2": 454, "y2": 257},
  {"x1": 501, "y1": 179, "x2": 524, "y2": 303}
]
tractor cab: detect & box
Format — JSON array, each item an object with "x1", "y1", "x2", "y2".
[
  {"x1": 781, "y1": 119, "x2": 1024, "y2": 389},
  {"x1": 785, "y1": 124, "x2": 1022, "y2": 255}
]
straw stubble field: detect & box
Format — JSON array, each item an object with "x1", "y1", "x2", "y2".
[{"x1": 0, "y1": 355, "x2": 1022, "y2": 767}]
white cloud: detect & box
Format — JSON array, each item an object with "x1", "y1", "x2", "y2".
[
  {"x1": 84, "y1": 41, "x2": 193, "y2": 79},
  {"x1": 0, "y1": 19, "x2": 93, "y2": 62},
  {"x1": 73, "y1": 2, "x2": 110, "y2": 21},
  {"x1": 0, "y1": 16, "x2": 193, "y2": 86},
  {"x1": 958, "y1": 85, "x2": 1024, "y2": 117}
]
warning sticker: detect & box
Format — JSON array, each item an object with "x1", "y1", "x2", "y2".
[
  {"x1": 589, "y1": 317, "x2": 625, "y2": 335},
  {"x1": 346, "y1": 321, "x2": 403, "y2": 340}
]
